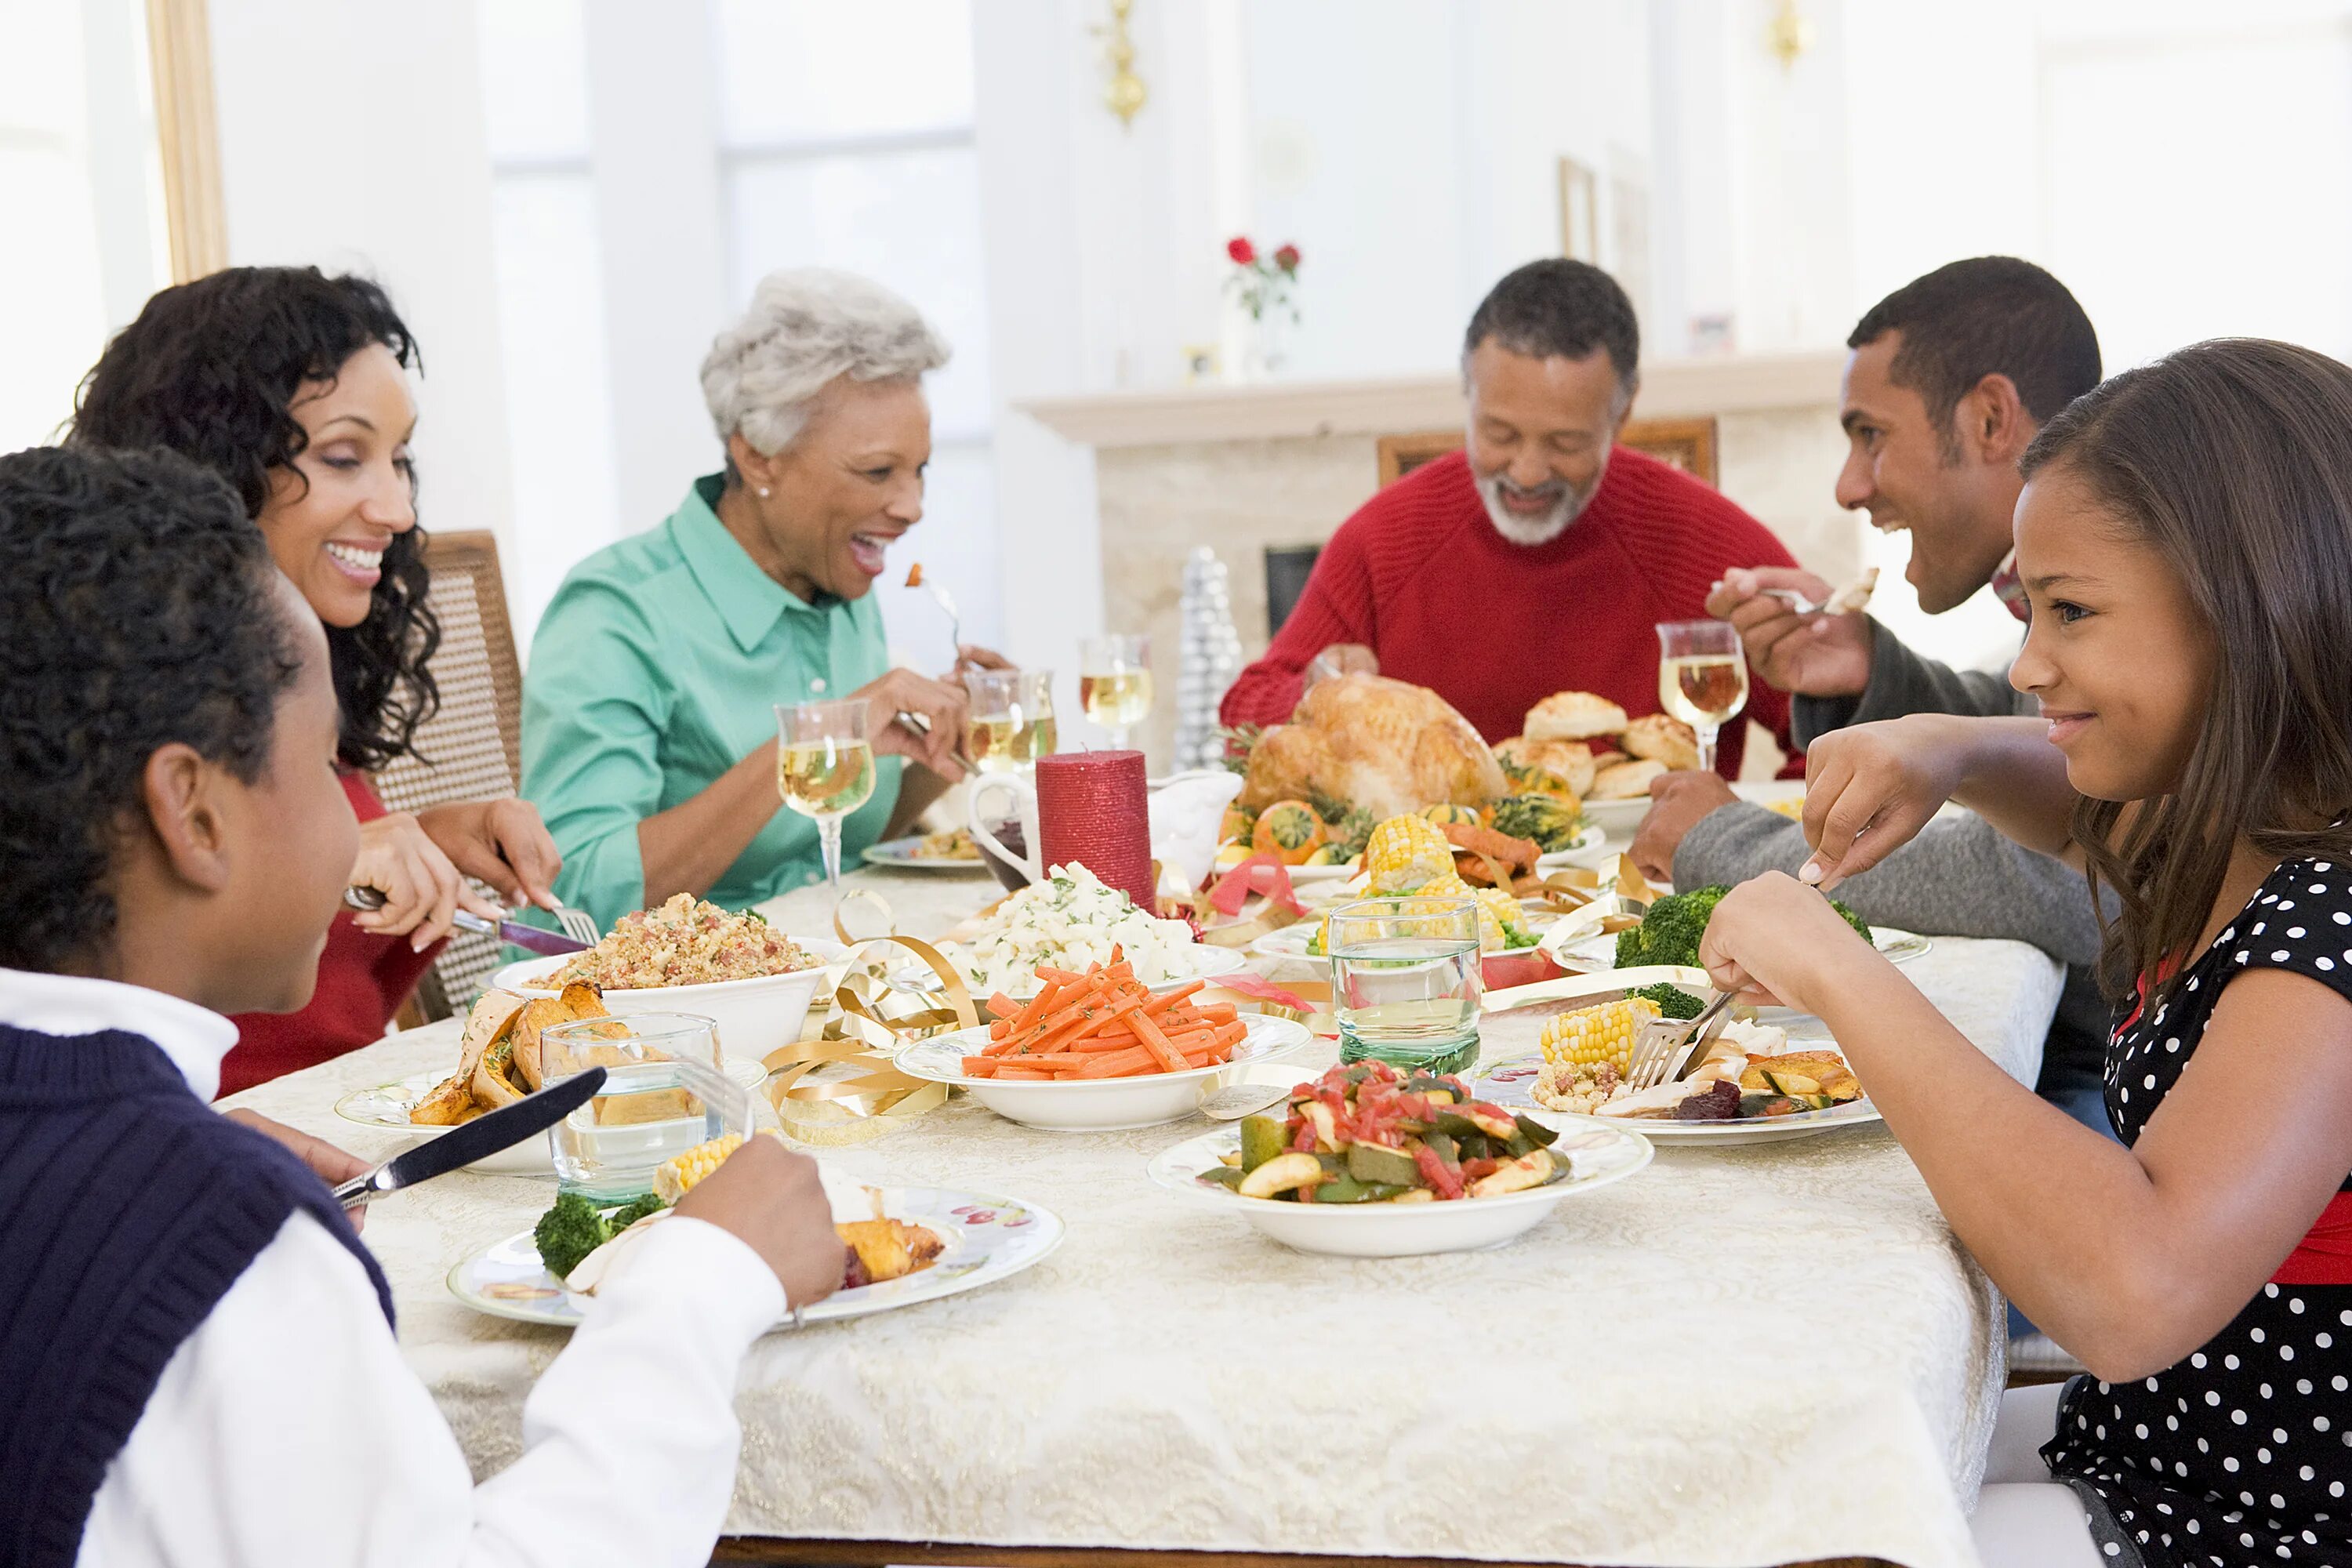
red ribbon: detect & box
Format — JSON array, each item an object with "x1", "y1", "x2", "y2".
[
  {"x1": 1206, "y1": 853, "x2": 1306, "y2": 917},
  {"x1": 1207, "y1": 972, "x2": 1316, "y2": 1013},
  {"x1": 2274, "y1": 1191, "x2": 2352, "y2": 1286}
]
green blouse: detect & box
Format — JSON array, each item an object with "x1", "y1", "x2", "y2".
[{"x1": 520, "y1": 474, "x2": 900, "y2": 926}]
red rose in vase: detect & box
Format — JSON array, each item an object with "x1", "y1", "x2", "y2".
[{"x1": 1226, "y1": 236, "x2": 1257, "y2": 265}]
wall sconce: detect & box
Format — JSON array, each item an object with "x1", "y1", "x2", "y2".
[
  {"x1": 1768, "y1": 0, "x2": 1813, "y2": 71},
  {"x1": 1099, "y1": 0, "x2": 1147, "y2": 129}
]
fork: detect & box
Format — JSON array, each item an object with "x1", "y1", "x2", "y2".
[
  {"x1": 546, "y1": 900, "x2": 600, "y2": 946},
  {"x1": 918, "y1": 579, "x2": 962, "y2": 661},
  {"x1": 1624, "y1": 989, "x2": 1736, "y2": 1092},
  {"x1": 1760, "y1": 586, "x2": 1830, "y2": 616}
]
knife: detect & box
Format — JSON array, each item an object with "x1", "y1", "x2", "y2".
[
  {"x1": 343, "y1": 886, "x2": 590, "y2": 957},
  {"x1": 334, "y1": 1067, "x2": 605, "y2": 1208}
]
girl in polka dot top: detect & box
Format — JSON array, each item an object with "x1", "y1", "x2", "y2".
[{"x1": 1695, "y1": 340, "x2": 2352, "y2": 1568}]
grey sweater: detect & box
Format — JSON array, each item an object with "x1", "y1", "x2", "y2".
[{"x1": 1674, "y1": 619, "x2": 2112, "y2": 1091}]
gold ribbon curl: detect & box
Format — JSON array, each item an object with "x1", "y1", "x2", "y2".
[{"x1": 762, "y1": 922, "x2": 975, "y2": 1146}]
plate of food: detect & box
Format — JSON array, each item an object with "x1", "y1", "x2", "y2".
[
  {"x1": 449, "y1": 1138, "x2": 1064, "y2": 1327},
  {"x1": 334, "y1": 988, "x2": 775, "y2": 1174},
  {"x1": 946, "y1": 862, "x2": 1250, "y2": 1000},
  {"x1": 1473, "y1": 991, "x2": 1882, "y2": 1145},
  {"x1": 861, "y1": 828, "x2": 988, "y2": 872},
  {"x1": 1148, "y1": 1060, "x2": 1652, "y2": 1256},
  {"x1": 1541, "y1": 883, "x2": 1930, "y2": 971},
  {"x1": 895, "y1": 960, "x2": 1315, "y2": 1131},
  {"x1": 488, "y1": 895, "x2": 847, "y2": 1062}
]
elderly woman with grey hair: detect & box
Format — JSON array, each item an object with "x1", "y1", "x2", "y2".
[{"x1": 521, "y1": 269, "x2": 1005, "y2": 924}]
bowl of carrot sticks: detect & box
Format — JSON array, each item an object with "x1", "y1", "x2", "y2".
[{"x1": 890, "y1": 956, "x2": 1316, "y2": 1131}]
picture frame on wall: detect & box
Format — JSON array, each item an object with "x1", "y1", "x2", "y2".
[{"x1": 1558, "y1": 156, "x2": 1599, "y2": 263}]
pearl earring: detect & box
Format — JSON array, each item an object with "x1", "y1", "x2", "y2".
[{"x1": 758, "y1": 486, "x2": 771, "y2": 498}]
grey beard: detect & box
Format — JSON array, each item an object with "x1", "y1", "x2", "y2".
[{"x1": 1475, "y1": 470, "x2": 1592, "y2": 546}]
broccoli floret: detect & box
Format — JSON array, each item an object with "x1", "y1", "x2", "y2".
[
  {"x1": 533, "y1": 1193, "x2": 613, "y2": 1282},
  {"x1": 1613, "y1": 925, "x2": 1648, "y2": 967},
  {"x1": 1628, "y1": 982, "x2": 1705, "y2": 1019},
  {"x1": 1620, "y1": 885, "x2": 1731, "y2": 968},
  {"x1": 1828, "y1": 898, "x2": 1872, "y2": 944},
  {"x1": 533, "y1": 1192, "x2": 670, "y2": 1281},
  {"x1": 610, "y1": 1192, "x2": 669, "y2": 1229}
]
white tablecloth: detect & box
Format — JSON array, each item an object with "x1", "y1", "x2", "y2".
[{"x1": 228, "y1": 864, "x2": 2063, "y2": 1568}]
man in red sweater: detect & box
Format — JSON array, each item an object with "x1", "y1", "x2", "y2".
[{"x1": 1219, "y1": 260, "x2": 1799, "y2": 777}]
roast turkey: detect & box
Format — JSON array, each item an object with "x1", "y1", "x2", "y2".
[{"x1": 1239, "y1": 673, "x2": 1508, "y2": 819}]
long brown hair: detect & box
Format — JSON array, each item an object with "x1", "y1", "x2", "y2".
[{"x1": 2020, "y1": 339, "x2": 2352, "y2": 1001}]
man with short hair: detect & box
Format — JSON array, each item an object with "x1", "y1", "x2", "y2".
[
  {"x1": 1633, "y1": 260, "x2": 2114, "y2": 1365},
  {"x1": 1219, "y1": 260, "x2": 1800, "y2": 775}
]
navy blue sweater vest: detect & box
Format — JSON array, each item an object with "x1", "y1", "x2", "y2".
[{"x1": 0, "y1": 1024, "x2": 393, "y2": 1568}]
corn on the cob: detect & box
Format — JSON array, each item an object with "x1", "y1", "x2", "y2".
[
  {"x1": 1364, "y1": 812, "x2": 1455, "y2": 894},
  {"x1": 1537, "y1": 997, "x2": 1660, "y2": 1073},
  {"x1": 652, "y1": 1128, "x2": 782, "y2": 1203}
]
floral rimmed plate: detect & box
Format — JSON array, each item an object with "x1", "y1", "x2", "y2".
[{"x1": 448, "y1": 1182, "x2": 1065, "y2": 1328}]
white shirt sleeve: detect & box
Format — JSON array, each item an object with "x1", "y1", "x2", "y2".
[{"x1": 78, "y1": 1209, "x2": 782, "y2": 1568}]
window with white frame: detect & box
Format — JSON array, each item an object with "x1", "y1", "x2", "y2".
[{"x1": 477, "y1": 0, "x2": 996, "y2": 672}]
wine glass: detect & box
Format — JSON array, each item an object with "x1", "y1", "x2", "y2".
[
  {"x1": 775, "y1": 698, "x2": 876, "y2": 895},
  {"x1": 1016, "y1": 669, "x2": 1058, "y2": 766},
  {"x1": 1078, "y1": 634, "x2": 1153, "y2": 751},
  {"x1": 961, "y1": 669, "x2": 1024, "y2": 774},
  {"x1": 1655, "y1": 619, "x2": 1750, "y2": 775}
]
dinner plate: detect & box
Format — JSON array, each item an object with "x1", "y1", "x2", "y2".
[
  {"x1": 1577, "y1": 797, "x2": 1652, "y2": 837},
  {"x1": 448, "y1": 1181, "x2": 1065, "y2": 1329},
  {"x1": 1532, "y1": 823, "x2": 1613, "y2": 871},
  {"x1": 1147, "y1": 1115, "x2": 1652, "y2": 1257},
  {"x1": 1547, "y1": 925, "x2": 1932, "y2": 970},
  {"x1": 861, "y1": 834, "x2": 989, "y2": 873},
  {"x1": 1468, "y1": 1039, "x2": 1885, "y2": 1146},
  {"x1": 892, "y1": 1012, "x2": 1316, "y2": 1131},
  {"x1": 1249, "y1": 914, "x2": 1563, "y2": 964},
  {"x1": 334, "y1": 1055, "x2": 774, "y2": 1174}
]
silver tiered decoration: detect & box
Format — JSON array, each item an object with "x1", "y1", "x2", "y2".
[{"x1": 1172, "y1": 546, "x2": 1244, "y2": 771}]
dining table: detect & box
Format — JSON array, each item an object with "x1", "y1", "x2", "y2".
[{"x1": 225, "y1": 850, "x2": 2065, "y2": 1568}]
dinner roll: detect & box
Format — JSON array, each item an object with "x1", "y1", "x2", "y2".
[
  {"x1": 1524, "y1": 691, "x2": 1628, "y2": 742},
  {"x1": 1496, "y1": 735, "x2": 1598, "y2": 797},
  {"x1": 1588, "y1": 757, "x2": 1668, "y2": 800},
  {"x1": 1620, "y1": 714, "x2": 1701, "y2": 771}
]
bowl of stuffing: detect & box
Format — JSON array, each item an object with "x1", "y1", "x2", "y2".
[{"x1": 489, "y1": 894, "x2": 845, "y2": 1064}]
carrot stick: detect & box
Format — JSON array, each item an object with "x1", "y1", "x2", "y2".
[
  {"x1": 1003, "y1": 980, "x2": 1065, "y2": 1037},
  {"x1": 1036, "y1": 965, "x2": 1087, "y2": 987},
  {"x1": 993, "y1": 1066, "x2": 1053, "y2": 1080},
  {"x1": 1128, "y1": 1010, "x2": 1189, "y2": 1073},
  {"x1": 1076, "y1": 1044, "x2": 1157, "y2": 1078},
  {"x1": 1192, "y1": 1003, "x2": 1238, "y2": 1025},
  {"x1": 1140, "y1": 982, "x2": 1205, "y2": 1016},
  {"x1": 961, "y1": 1057, "x2": 998, "y2": 1076}
]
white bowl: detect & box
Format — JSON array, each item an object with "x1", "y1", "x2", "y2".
[
  {"x1": 1147, "y1": 1116, "x2": 1652, "y2": 1257},
  {"x1": 1577, "y1": 797, "x2": 1651, "y2": 837},
  {"x1": 964, "y1": 942, "x2": 1253, "y2": 1004},
  {"x1": 333, "y1": 1056, "x2": 773, "y2": 1174},
  {"x1": 488, "y1": 937, "x2": 847, "y2": 1064},
  {"x1": 891, "y1": 1013, "x2": 1315, "y2": 1132}
]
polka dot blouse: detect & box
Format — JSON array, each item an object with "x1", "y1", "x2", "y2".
[{"x1": 2041, "y1": 858, "x2": 2352, "y2": 1566}]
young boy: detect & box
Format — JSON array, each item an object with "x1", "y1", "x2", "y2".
[{"x1": 0, "y1": 445, "x2": 846, "y2": 1567}]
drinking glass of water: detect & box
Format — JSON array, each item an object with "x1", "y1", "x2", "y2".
[
  {"x1": 1655, "y1": 619, "x2": 1750, "y2": 775},
  {"x1": 1327, "y1": 896, "x2": 1483, "y2": 1077},
  {"x1": 540, "y1": 1011, "x2": 732, "y2": 1200}
]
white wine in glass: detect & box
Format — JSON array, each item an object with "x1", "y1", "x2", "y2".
[
  {"x1": 1654, "y1": 620, "x2": 1749, "y2": 775},
  {"x1": 1078, "y1": 635, "x2": 1152, "y2": 750},
  {"x1": 775, "y1": 698, "x2": 875, "y2": 895}
]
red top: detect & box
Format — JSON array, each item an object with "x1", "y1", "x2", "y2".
[
  {"x1": 217, "y1": 771, "x2": 443, "y2": 1098},
  {"x1": 1219, "y1": 448, "x2": 1802, "y2": 777}
]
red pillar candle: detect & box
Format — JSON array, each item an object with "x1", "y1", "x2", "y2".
[{"x1": 1034, "y1": 750, "x2": 1156, "y2": 912}]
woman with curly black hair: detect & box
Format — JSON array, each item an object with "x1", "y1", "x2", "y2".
[{"x1": 73, "y1": 266, "x2": 562, "y2": 1094}]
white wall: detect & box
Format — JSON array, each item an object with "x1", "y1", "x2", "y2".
[{"x1": 208, "y1": 0, "x2": 518, "y2": 557}]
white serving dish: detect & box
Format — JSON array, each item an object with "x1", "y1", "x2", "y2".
[
  {"x1": 449, "y1": 1180, "x2": 1065, "y2": 1327},
  {"x1": 488, "y1": 935, "x2": 848, "y2": 1063},
  {"x1": 334, "y1": 1055, "x2": 772, "y2": 1175},
  {"x1": 1532, "y1": 822, "x2": 1614, "y2": 871},
  {"x1": 891, "y1": 1013, "x2": 1315, "y2": 1132},
  {"x1": 1147, "y1": 1116, "x2": 1652, "y2": 1257}
]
